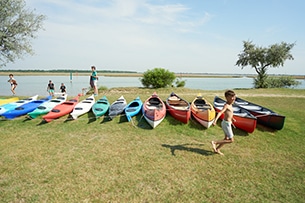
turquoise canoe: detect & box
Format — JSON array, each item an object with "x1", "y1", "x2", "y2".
[{"x1": 92, "y1": 96, "x2": 110, "y2": 118}]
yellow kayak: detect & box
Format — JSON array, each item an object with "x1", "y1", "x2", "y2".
[{"x1": 0, "y1": 97, "x2": 19, "y2": 106}]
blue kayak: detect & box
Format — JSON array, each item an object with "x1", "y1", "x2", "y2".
[
  {"x1": 0, "y1": 95, "x2": 39, "y2": 115},
  {"x1": 2, "y1": 96, "x2": 52, "y2": 120},
  {"x1": 125, "y1": 96, "x2": 142, "y2": 122}
]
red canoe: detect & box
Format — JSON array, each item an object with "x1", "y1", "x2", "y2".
[
  {"x1": 235, "y1": 97, "x2": 285, "y2": 130},
  {"x1": 166, "y1": 92, "x2": 190, "y2": 124},
  {"x1": 42, "y1": 95, "x2": 80, "y2": 122},
  {"x1": 213, "y1": 96, "x2": 257, "y2": 133},
  {"x1": 142, "y1": 92, "x2": 166, "y2": 128}
]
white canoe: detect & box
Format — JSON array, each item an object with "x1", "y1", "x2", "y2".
[{"x1": 70, "y1": 94, "x2": 95, "y2": 119}]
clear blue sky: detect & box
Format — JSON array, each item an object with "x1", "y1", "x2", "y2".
[{"x1": 8, "y1": 0, "x2": 305, "y2": 74}]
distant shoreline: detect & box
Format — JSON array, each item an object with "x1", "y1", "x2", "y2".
[{"x1": 0, "y1": 71, "x2": 304, "y2": 79}]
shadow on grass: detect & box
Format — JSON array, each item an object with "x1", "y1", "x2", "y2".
[
  {"x1": 255, "y1": 124, "x2": 277, "y2": 133},
  {"x1": 188, "y1": 116, "x2": 208, "y2": 131},
  {"x1": 37, "y1": 119, "x2": 48, "y2": 126},
  {"x1": 165, "y1": 115, "x2": 188, "y2": 126},
  {"x1": 100, "y1": 114, "x2": 112, "y2": 124},
  {"x1": 64, "y1": 115, "x2": 74, "y2": 123},
  {"x1": 22, "y1": 117, "x2": 33, "y2": 122},
  {"x1": 162, "y1": 143, "x2": 214, "y2": 156},
  {"x1": 119, "y1": 114, "x2": 128, "y2": 123},
  {"x1": 87, "y1": 111, "x2": 97, "y2": 124}
]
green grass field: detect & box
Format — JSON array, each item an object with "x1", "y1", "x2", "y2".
[{"x1": 0, "y1": 88, "x2": 304, "y2": 202}]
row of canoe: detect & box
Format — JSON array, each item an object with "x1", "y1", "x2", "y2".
[{"x1": 0, "y1": 92, "x2": 285, "y2": 131}]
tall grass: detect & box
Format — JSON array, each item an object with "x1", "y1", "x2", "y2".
[{"x1": 0, "y1": 88, "x2": 304, "y2": 202}]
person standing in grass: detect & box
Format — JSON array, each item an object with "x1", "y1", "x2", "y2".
[
  {"x1": 8, "y1": 74, "x2": 17, "y2": 95},
  {"x1": 90, "y1": 66, "x2": 98, "y2": 96},
  {"x1": 47, "y1": 80, "x2": 55, "y2": 96},
  {"x1": 211, "y1": 90, "x2": 236, "y2": 155}
]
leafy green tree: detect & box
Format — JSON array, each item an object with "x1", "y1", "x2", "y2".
[
  {"x1": 0, "y1": 0, "x2": 46, "y2": 66},
  {"x1": 141, "y1": 68, "x2": 176, "y2": 88},
  {"x1": 236, "y1": 41, "x2": 295, "y2": 88}
]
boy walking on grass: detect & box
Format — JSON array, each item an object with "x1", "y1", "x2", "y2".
[{"x1": 211, "y1": 90, "x2": 236, "y2": 155}]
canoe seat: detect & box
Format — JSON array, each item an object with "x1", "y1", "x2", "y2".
[
  {"x1": 234, "y1": 113, "x2": 248, "y2": 117},
  {"x1": 257, "y1": 110, "x2": 271, "y2": 114},
  {"x1": 214, "y1": 102, "x2": 224, "y2": 106},
  {"x1": 240, "y1": 105, "x2": 261, "y2": 111},
  {"x1": 172, "y1": 106, "x2": 189, "y2": 110},
  {"x1": 147, "y1": 105, "x2": 157, "y2": 110},
  {"x1": 94, "y1": 108, "x2": 104, "y2": 111},
  {"x1": 235, "y1": 101, "x2": 248, "y2": 105},
  {"x1": 149, "y1": 98, "x2": 161, "y2": 105},
  {"x1": 197, "y1": 105, "x2": 211, "y2": 110},
  {"x1": 168, "y1": 96, "x2": 180, "y2": 105}
]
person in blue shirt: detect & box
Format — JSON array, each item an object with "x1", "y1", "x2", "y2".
[{"x1": 90, "y1": 66, "x2": 98, "y2": 96}]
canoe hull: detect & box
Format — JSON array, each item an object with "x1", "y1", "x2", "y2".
[
  {"x1": 70, "y1": 95, "x2": 95, "y2": 119},
  {"x1": 0, "y1": 97, "x2": 19, "y2": 106},
  {"x1": 2, "y1": 96, "x2": 51, "y2": 120},
  {"x1": 0, "y1": 95, "x2": 38, "y2": 115},
  {"x1": 108, "y1": 96, "x2": 127, "y2": 119},
  {"x1": 42, "y1": 96, "x2": 80, "y2": 122},
  {"x1": 191, "y1": 95, "x2": 215, "y2": 128},
  {"x1": 92, "y1": 96, "x2": 110, "y2": 118},
  {"x1": 125, "y1": 97, "x2": 142, "y2": 122},
  {"x1": 214, "y1": 96, "x2": 257, "y2": 133},
  {"x1": 235, "y1": 97, "x2": 285, "y2": 130},
  {"x1": 28, "y1": 95, "x2": 67, "y2": 119},
  {"x1": 142, "y1": 93, "x2": 166, "y2": 128},
  {"x1": 166, "y1": 92, "x2": 190, "y2": 124}
]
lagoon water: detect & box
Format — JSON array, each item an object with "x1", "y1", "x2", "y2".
[{"x1": 0, "y1": 75, "x2": 304, "y2": 97}]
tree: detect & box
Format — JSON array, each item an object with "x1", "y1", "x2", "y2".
[
  {"x1": 0, "y1": 0, "x2": 46, "y2": 66},
  {"x1": 236, "y1": 41, "x2": 295, "y2": 88},
  {"x1": 141, "y1": 68, "x2": 176, "y2": 88}
]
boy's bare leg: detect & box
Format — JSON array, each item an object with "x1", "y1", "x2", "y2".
[
  {"x1": 11, "y1": 88, "x2": 15, "y2": 95},
  {"x1": 216, "y1": 150, "x2": 224, "y2": 155},
  {"x1": 211, "y1": 141, "x2": 217, "y2": 152}
]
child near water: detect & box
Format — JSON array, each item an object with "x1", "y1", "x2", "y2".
[
  {"x1": 47, "y1": 80, "x2": 55, "y2": 96},
  {"x1": 211, "y1": 90, "x2": 236, "y2": 155},
  {"x1": 8, "y1": 74, "x2": 17, "y2": 95}
]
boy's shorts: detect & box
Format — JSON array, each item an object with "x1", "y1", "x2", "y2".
[{"x1": 221, "y1": 120, "x2": 234, "y2": 139}]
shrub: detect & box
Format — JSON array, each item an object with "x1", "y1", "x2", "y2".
[
  {"x1": 141, "y1": 68, "x2": 176, "y2": 88},
  {"x1": 253, "y1": 76, "x2": 301, "y2": 88},
  {"x1": 175, "y1": 78, "x2": 186, "y2": 87},
  {"x1": 266, "y1": 76, "x2": 301, "y2": 88}
]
